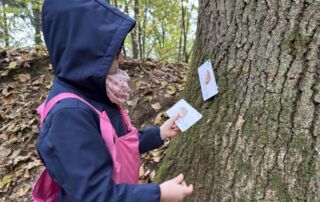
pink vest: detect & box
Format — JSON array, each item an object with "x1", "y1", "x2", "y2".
[{"x1": 32, "y1": 93, "x2": 140, "y2": 202}]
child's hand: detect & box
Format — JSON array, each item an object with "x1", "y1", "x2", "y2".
[
  {"x1": 160, "y1": 174, "x2": 193, "y2": 202},
  {"x1": 160, "y1": 114, "x2": 181, "y2": 140}
]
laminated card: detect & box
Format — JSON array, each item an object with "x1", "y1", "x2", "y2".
[
  {"x1": 198, "y1": 60, "x2": 218, "y2": 100},
  {"x1": 166, "y1": 99, "x2": 202, "y2": 132}
]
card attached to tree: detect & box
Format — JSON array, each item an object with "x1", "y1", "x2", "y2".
[
  {"x1": 166, "y1": 99, "x2": 202, "y2": 132},
  {"x1": 198, "y1": 60, "x2": 218, "y2": 100}
]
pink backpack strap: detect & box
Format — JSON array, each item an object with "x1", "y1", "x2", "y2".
[
  {"x1": 40, "y1": 92, "x2": 120, "y2": 172},
  {"x1": 40, "y1": 93, "x2": 102, "y2": 125}
]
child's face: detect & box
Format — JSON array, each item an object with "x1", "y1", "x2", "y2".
[{"x1": 109, "y1": 52, "x2": 124, "y2": 75}]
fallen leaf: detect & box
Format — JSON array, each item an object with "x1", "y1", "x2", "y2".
[
  {"x1": 9, "y1": 149, "x2": 21, "y2": 160},
  {"x1": 153, "y1": 156, "x2": 161, "y2": 163},
  {"x1": 25, "y1": 159, "x2": 42, "y2": 170},
  {"x1": 150, "y1": 170, "x2": 156, "y2": 180},
  {"x1": 151, "y1": 103, "x2": 161, "y2": 111},
  {"x1": 6, "y1": 122, "x2": 19, "y2": 133},
  {"x1": 32, "y1": 75, "x2": 45, "y2": 85},
  {"x1": 13, "y1": 154, "x2": 31, "y2": 166},
  {"x1": 18, "y1": 73, "x2": 31, "y2": 82},
  {"x1": 7, "y1": 61, "x2": 17, "y2": 69},
  {"x1": 167, "y1": 86, "x2": 177, "y2": 95},
  {"x1": 139, "y1": 165, "x2": 145, "y2": 176},
  {"x1": 134, "y1": 80, "x2": 142, "y2": 88},
  {"x1": 0, "y1": 146, "x2": 12, "y2": 158},
  {"x1": 19, "y1": 123, "x2": 30, "y2": 132},
  {"x1": 1, "y1": 85, "x2": 13, "y2": 97},
  {"x1": 154, "y1": 112, "x2": 165, "y2": 125},
  {"x1": 46, "y1": 81, "x2": 53, "y2": 89},
  {"x1": 144, "y1": 169, "x2": 151, "y2": 176},
  {"x1": 160, "y1": 81, "x2": 168, "y2": 88},
  {"x1": 144, "y1": 95, "x2": 153, "y2": 102},
  {"x1": 0, "y1": 122, "x2": 11, "y2": 132},
  {"x1": 0, "y1": 175, "x2": 12, "y2": 189},
  {"x1": 15, "y1": 185, "x2": 30, "y2": 197},
  {"x1": 126, "y1": 98, "x2": 139, "y2": 108},
  {"x1": 1, "y1": 70, "x2": 9, "y2": 77}
]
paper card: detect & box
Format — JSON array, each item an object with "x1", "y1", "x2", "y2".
[
  {"x1": 166, "y1": 99, "x2": 202, "y2": 132},
  {"x1": 198, "y1": 60, "x2": 218, "y2": 100}
]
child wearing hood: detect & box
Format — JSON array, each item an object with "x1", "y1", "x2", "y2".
[{"x1": 32, "y1": 0, "x2": 193, "y2": 201}]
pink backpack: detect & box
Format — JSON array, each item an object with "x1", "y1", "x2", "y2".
[{"x1": 32, "y1": 93, "x2": 140, "y2": 202}]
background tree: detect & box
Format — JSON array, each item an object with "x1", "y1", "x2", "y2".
[
  {"x1": 115, "y1": 0, "x2": 197, "y2": 61},
  {"x1": 30, "y1": 0, "x2": 42, "y2": 45},
  {"x1": 155, "y1": 0, "x2": 320, "y2": 201},
  {"x1": 0, "y1": 0, "x2": 43, "y2": 47},
  {"x1": 0, "y1": 0, "x2": 10, "y2": 47},
  {"x1": 127, "y1": 0, "x2": 139, "y2": 59}
]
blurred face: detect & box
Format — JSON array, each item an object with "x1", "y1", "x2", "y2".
[{"x1": 109, "y1": 52, "x2": 124, "y2": 75}]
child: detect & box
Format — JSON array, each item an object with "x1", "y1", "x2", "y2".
[{"x1": 32, "y1": 0, "x2": 193, "y2": 201}]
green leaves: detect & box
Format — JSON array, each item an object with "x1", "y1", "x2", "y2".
[
  {"x1": 1, "y1": 0, "x2": 197, "y2": 62},
  {"x1": 0, "y1": 0, "x2": 43, "y2": 47},
  {"x1": 114, "y1": 0, "x2": 197, "y2": 62}
]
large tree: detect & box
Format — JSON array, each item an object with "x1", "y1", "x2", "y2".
[{"x1": 155, "y1": 0, "x2": 320, "y2": 201}]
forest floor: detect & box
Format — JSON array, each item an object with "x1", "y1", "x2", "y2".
[{"x1": 0, "y1": 49, "x2": 188, "y2": 201}]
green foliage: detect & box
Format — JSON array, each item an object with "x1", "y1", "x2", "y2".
[
  {"x1": 114, "y1": 0, "x2": 198, "y2": 62},
  {"x1": 0, "y1": 0, "x2": 43, "y2": 47},
  {"x1": 1, "y1": 0, "x2": 197, "y2": 62}
]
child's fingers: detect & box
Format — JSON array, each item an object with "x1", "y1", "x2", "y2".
[
  {"x1": 185, "y1": 184, "x2": 193, "y2": 195},
  {"x1": 172, "y1": 125, "x2": 180, "y2": 130},
  {"x1": 170, "y1": 114, "x2": 180, "y2": 123},
  {"x1": 172, "y1": 125, "x2": 181, "y2": 133},
  {"x1": 174, "y1": 130, "x2": 180, "y2": 135},
  {"x1": 167, "y1": 131, "x2": 177, "y2": 137},
  {"x1": 173, "y1": 174, "x2": 184, "y2": 184}
]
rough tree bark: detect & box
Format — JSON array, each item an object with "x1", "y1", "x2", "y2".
[{"x1": 155, "y1": 0, "x2": 320, "y2": 201}]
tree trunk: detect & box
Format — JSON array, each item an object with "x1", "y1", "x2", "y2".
[
  {"x1": 181, "y1": 0, "x2": 187, "y2": 62},
  {"x1": 1, "y1": 0, "x2": 9, "y2": 47},
  {"x1": 178, "y1": 0, "x2": 184, "y2": 62},
  {"x1": 113, "y1": 0, "x2": 118, "y2": 8},
  {"x1": 155, "y1": 0, "x2": 320, "y2": 201},
  {"x1": 161, "y1": 20, "x2": 165, "y2": 48},
  {"x1": 138, "y1": 21, "x2": 143, "y2": 59},
  {"x1": 31, "y1": 1, "x2": 42, "y2": 46},
  {"x1": 141, "y1": 1, "x2": 149, "y2": 59},
  {"x1": 131, "y1": 0, "x2": 139, "y2": 59},
  {"x1": 184, "y1": 0, "x2": 196, "y2": 63},
  {"x1": 122, "y1": 0, "x2": 130, "y2": 58},
  {"x1": 135, "y1": 0, "x2": 143, "y2": 60}
]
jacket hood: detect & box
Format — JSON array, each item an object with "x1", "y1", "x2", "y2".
[{"x1": 42, "y1": 0, "x2": 135, "y2": 103}]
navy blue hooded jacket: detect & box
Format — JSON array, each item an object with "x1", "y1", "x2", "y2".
[{"x1": 36, "y1": 0, "x2": 164, "y2": 201}]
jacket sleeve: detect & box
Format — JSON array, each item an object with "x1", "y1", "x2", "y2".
[
  {"x1": 36, "y1": 107, "x2": 161, "y2": 202},
  {"x1": 138, "y1": 126, "x2": 164, "y2": 153}
]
